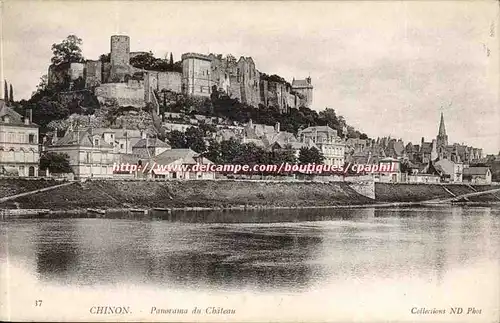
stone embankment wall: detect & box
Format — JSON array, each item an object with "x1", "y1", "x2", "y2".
[
  {"x1": 0, "y1": 180, "x2": 375, "y2": 210},
  {"x1": 375, "y1": 182, "x2": 500, "y2": 202}
]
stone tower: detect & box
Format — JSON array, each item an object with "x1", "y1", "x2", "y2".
[
  {"x1": 436, "y1": 112, "x2": 448, "y2": 147},
  {"x1": 181, "y1": 53, "x2": 212, "y2": 96},
  {"x1": 110, "y1": 35, "x2": 130, "y2": 82},
  {"x1": 292, "y1": 76, "x2": 313, "y2": 108},
  {"x1": 110, "y1": 35, "x2": 130, "y2": 66}
]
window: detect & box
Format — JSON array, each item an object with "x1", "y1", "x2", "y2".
[
  {"x1": 28, "y1": 134, "x2": 35, "y2": 144},
  {"x1": 94, "y1": 139, "x2": 99, "y2": 146},
  {"x1": 120, "y1": 144, "x2": 124, "y2": 149}
]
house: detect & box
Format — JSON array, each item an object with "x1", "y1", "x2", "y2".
[
  {"x1": 434, "y1": 158, "x2": 463, "y2": 183},
  {"x1": 0, "y1": 99, "x2": 40, "y2": 177},
  {"x1": 150, "y1": 148, "x2": 215, "y2": 180},
  {"x1": 377, "y1": 157, "x2": 402, "y2": 183},
  {"x1": 132, "y1": 137, "x2": 171, "y2": 159},
  {"x1": 47, "y1": 127, "x2": 117, "y2": 179},
  {"x1": 463, "y1": 167, "x2": 492, "y2": 184},
  {"x1": 298, "y1": 126, "x2": 345, "y2": 167},
  {"x1": 85, "y1": 127, "x2": 144, "y2": 154}
]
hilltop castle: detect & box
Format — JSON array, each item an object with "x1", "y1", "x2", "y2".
[{"x1": 48, "y1": 35, "x2": 313, "y2": 113}]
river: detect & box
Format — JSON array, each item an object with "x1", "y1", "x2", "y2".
[{"x1": 1, "y1": 206, "x2": 499, "y2": 322}]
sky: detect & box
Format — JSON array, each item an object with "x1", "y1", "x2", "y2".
[{"x1": 1, "y1": 0, "x2": 499, "y2": 154}]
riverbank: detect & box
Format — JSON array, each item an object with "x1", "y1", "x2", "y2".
[
  {"x1": 0, "y1": 179, "x2": 375, "y2": 211},
  {"x1": 375, "y1": 182, "x2": 500, "y2": 202},
  {"x1": 1, "y1": 179, "x2": 499, "y2": 217}
]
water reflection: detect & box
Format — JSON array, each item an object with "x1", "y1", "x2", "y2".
[
  {"x1": 35, "y1": 221, "x2": 80, "y2": 281},
  {"x1": 0, "y1": 207, "x2": 499, "y2": 293}
]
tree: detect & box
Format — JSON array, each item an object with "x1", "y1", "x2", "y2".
[
  {"x1": 35, "y1": 75, "x2": 49, "y2": 94},
  {"x1": 269, "y1": 146, "x2": 297, "y2": 165},
  {"x1": 99, "y1": 53, "x2": 110, "y2": 62},
  {"x1": 198, "y1": 121, "x2": 217, "y2": 137},
  {"x1": 169, "y1": 53, "x2": 174, "y2": 69},
  {"x1": 130, "y1": 52, "x2": 156, "y2": 70},
  {"x1": 203, "y1": 139, "x2": 222, "y2": 163},
  {"x1": 9, "y1": 84, "x2": 13, "y2": 103},
  {"x1": 51, "y1": 35, "x2": 85, "y2": 65},
  {"x1": 298, "y1": 147, "x2": 324, "y2": 164},
  {"x1": 3, "y1": 81, "x2": 7, "y2": 101},
  {"x1": 40, "y1": 152, "x2": 72, "y2": 174},
  {"x1": 32, "y1": 98, "x2": 70, "y2": 130},
  {"x1": 220, "y1": 138, "x2": 243, "y2": 163},
  {"x1": 167, "y1": 130, "x2": 187, "y2": 149},
  {"x1": 185, "y1": 126, "x2": 206, "y2": 153}
]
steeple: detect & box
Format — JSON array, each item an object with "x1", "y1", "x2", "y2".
[
  {"x1": 436, "y1": 112, "x2": 448, "y2": 149},
  {"x1": 438, "y1": 112, "x2": 446, "y2": 137}
]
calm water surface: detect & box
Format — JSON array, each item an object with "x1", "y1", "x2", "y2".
[{"x1": 1, "y1": 206, "x2": 499, "y2": 321}]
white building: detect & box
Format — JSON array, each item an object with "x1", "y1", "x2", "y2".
[
  {"x1": 0, "y1": 100, "x2": 40, "y2": 177},
  {"x1": 298, "y1": 126, "x2": 345, "y2": 167},
  {"x1": 46, "y1": 127, "x2": 117, "y2": 179},
  {"x1": 434, "y1": 158, "x2": 463, "y2": 183}
]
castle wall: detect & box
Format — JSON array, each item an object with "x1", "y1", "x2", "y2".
[
  {"x1": 267, "y1": 81, "x2": 289, "y2": 113},
  {"x1": 260, "y1": 80, "x2": 269, "y2": 106},
  {"x1": 228, "y1": 75, "x2": 242, "y2": 100},
  {"x1": 156, "y1": 72, "x2": 182, "y2": 92},
  {"x1": 95, "y1": 82, "x2": 145, "y2": 108},
  {"x1": 237, "y1": 58, "x2": 260, "y2": 107},
  {"x1": 102, "y1": 62, "x2": 112, "y2": 84},
  {"x1": 285, "y1": 92, "x2": 298, "y2": 110},
  {"x1": 48, "y1": 62, "x2": 85, "y2": 85},
  {"x1": 84, "y1": 60, "x2": 102, "y2": 88}
]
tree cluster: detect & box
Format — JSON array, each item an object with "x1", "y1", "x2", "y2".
[
  {"x1": 129, "y1": 52, "x2": 182, "y2": 73},
  {"x1": 3, "y1": 80, "x2": 14, "y2": 103},
  {"x1": 204, "y1": 89, "x2": 369, "y2": 139},
  {"x1": 39, "y1": 152, "x2": 72, "y2": 174},
  {"x1": 51, "y1": 35, "x2": 85, "y2": 66}
]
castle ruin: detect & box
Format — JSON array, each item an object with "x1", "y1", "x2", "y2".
[{"x1": 47, "y1": 35, "x2": 313, "y2": 113}]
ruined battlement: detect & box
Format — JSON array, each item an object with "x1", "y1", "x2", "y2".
[{"x1": 47, "y1": 35, "x2": 313, "y2": 111}]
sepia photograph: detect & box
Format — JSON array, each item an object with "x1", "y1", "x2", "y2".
[{"x1": 0, "y1": 0, "x2": 499, "y2": 322}]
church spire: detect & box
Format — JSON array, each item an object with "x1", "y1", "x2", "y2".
[{"x1": 438, "y1": 112, "x2": 446, "y2": 137}]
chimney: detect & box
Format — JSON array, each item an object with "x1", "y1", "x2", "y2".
[
  {"x1": 275, "y1": 122, "x2": 280, "y2": 133},
  {"x1": 52, "y1": 130, "x2": 58, "y2": 144},
  {"x1": 141, "y1": 130, "x2": 147, "y2": 139}
]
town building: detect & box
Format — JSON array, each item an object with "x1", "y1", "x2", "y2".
[
  {"x1": 298, "y1": 126, "x2": 345, "y2": 167},
  {"x1": 434, "y1": 158, "x2": 464, "y2": 183},
  {"x1": 47, "y1": 127, "x2": 117, "y2": 179},
  {"x1": 150, "y1": 148, "x2": 215, "y2": 180},
  {"x1": 0, "y1": 100, "x2": 40, "y2": 177},
  {"x1": 463, "y1": 166, "x2": 492, "y2": 184},
  {"x1": 132, "y1": 137, "x2": 171, "y2": 159},
  {"x1": 377, "y1": 157, "x2": 402, "y2": 183}
]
